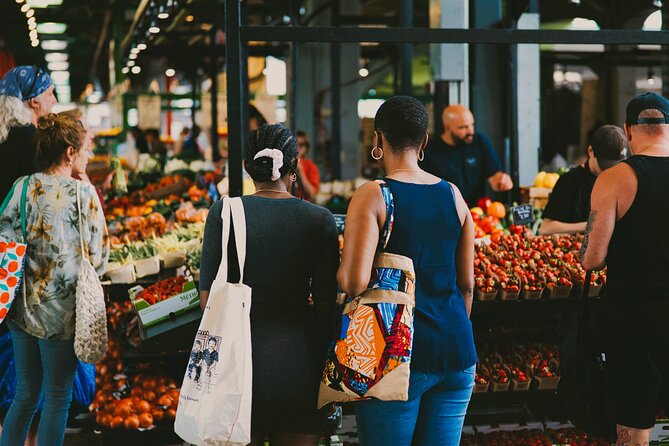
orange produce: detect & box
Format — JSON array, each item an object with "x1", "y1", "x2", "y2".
[
  {"x1": 100, "y1": 414, "x2": 113, "y2": 429},
  {"x1": 110, "y1": 416, "x2": 124, "y2": 430},
  {"x1": 124, "y1": 414, "x2": 140, "y2": 430},
  {"x1": 165, "y1": 408, "x2": 177, "y2": 421},
  {"x1": 135, "y1": 400, "x2": 151, "y2": 414},
  {"x1": 157, "y1": 395, "x2": 173, "y2": 407},
  {"x1": 487, "y1": 202, "x2": 506, "y2": 219},
  {"x1": 143, "y1": 390, "x2": 157, "y2": 402},
  {"x1": 151, "y1": 408, "x2": 164, "y2": 422},
  {"x1": 139, "y1": 412, "x2": 154, "y2": 429},
  {"x1": 114, "y1": 403, "x2": 132, "y2": 418}
]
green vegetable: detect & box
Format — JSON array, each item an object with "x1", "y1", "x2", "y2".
[{"x1": 111, "y1": 157, "x2": 127, "y2": 195}]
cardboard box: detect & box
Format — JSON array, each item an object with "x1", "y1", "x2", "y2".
[
  {"x1": 520, "y1": 288, "x2": 544, "y2": 300},
  {"x1": 129, "y1": 279, "x2": 200, "y2": 328},
  {"x1": 546, "y1": 284, "x2": 572, "y2": 299},
  {"x1": 499, "y1": 289, "x2": 520, "y2": 300},
  {"x1": 476, "y1": 288, "x2": 498, "y2": 301},
  {"x1": 134, "y1": 256, "x2": 161, "y2": 278}
]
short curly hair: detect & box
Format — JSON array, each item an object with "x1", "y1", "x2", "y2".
[{"x1": 374, "y1": 96, "x2": 428, "y2": 151}]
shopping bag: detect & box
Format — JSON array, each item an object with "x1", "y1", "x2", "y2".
[
  {"x1": 0, "y1": 176, "x2": 30, "y2": 325},
  {"x1": 175, "y1": 197, "x2": 252, "y2": 446},
  {"x1": 318, "y1": 180, "x2": 415, "y2": 408}
]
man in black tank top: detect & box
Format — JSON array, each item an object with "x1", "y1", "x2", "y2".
[{"x1": 582, "y1": 93, "x2": 669, "y2": 445}]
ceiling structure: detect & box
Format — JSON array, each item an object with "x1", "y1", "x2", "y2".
[{"x1": 0, "y1": 0, "x2": 663, "y2": 102}]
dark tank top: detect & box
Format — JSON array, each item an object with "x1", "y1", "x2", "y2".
[
  {"x1": 384, "y1": 178, "x2": 477, "y2": 372},
  {"x1": 607, "y1": 155, "x2": 669, "y2": 301}
]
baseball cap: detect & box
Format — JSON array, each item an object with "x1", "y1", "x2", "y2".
[
  {"x1": 625, "y1": 92, "x2": 669, "y2": 126},
  {"x1": 590, "y1": 125, "x2": 628, "y2": 170}
]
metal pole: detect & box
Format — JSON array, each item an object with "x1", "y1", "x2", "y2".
[
  {"x1": 225, "y1": 0, "x2": 244, "y2": 197},
  {"x1": 662, "y1": 5, "x2": 669, "y2": 98},
  {"x1": 330, "y1": 1, "x2": 341, "y2": 180},
  {"x1": 433, "y1": 80, "x2": 449, "y2": 135},
  {"x1": 211, "y1": 28, "x2": 220, "y2": 163},
  {"x1": 399, "y1": 0, "x2": 413, "y2": 95}
]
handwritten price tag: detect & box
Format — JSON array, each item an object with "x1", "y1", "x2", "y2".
[{"x1": 511, "y1": 204, "x2": 535, "y2": 226}]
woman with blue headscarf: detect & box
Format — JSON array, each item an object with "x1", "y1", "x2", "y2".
[{"x1": 0, "y1": 65, "x2": 57, "y2": 200}]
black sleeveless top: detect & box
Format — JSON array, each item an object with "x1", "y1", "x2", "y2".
[{"x1": 607, "y1": 155, "x2": 669, "y2": 301}]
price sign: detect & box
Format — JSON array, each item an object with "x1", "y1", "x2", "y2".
[
  {"x1": 511, "y1": 204, "x2": 535, "y2": 226},
  {"x1": 137, "y1": 95, "x2": 162, "y2": 129},
  {"x1": 333, "y1": 214, "x2": 346, "y2": 235}
]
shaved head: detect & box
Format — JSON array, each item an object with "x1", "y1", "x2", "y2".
[{"x1": 442, "y1": 104, "x2": 475, "y2": 146}]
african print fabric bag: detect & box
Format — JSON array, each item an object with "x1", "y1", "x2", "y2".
[
  {"x1": 0, "y1": 176, "x2": 30, "y2": 325},
  {"x1": 175, "y1": 197, "x2": 252, "y2": 446},
  {"x1": 318, "y1": 180, "x2": 415, "y2": 408}
]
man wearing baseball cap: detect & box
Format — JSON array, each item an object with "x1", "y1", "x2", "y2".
[
  {"x1": 540, "y1": 125, "x2": 628, "y2": 235},
  {"x1": 582, "y1": 92, "x2": 669, "y2": 445}
]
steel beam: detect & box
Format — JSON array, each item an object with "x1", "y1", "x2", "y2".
[
  {"x1": 241, "y1": 26, "x2": 669, "y2": 45},
  {"x1": 225, "y1": 0, "x2": 244, "y2": 197}
]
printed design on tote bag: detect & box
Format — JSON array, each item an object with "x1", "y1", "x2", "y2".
[
  {"x1": 0, "y1": 238, "x2": 27, "y2": 322},
  {"x1": 187, "y1": 331, "x2": 222, "y2": 393}
]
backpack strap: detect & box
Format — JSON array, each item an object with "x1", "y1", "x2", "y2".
[{"x1": 375, "y1": 180, "x2": 395, "y2": 252}]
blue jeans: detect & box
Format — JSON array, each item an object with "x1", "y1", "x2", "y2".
[
  {"x1": 0, "y1": 321, "x2": 78, "y2": 446},
  {"x1": 355, "y1": 365, "x2": 476, "y2": 446}
]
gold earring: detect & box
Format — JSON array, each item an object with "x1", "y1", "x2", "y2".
[
  {"x1": 418, "y1": 148, "x2": 424, "y2": 162},
  {"x1": 371, "y1": 146, "x2": 383, "y2": 160},
  {"x1": 290, "y1": 173, "x2": 297, "y2": 182}
]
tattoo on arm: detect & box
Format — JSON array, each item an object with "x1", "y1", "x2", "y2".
[{"x1": 581, "y1": 210, "x2": 597, "y2": 259}]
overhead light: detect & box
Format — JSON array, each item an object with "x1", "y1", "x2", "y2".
[
  {"x1": 29, "y1": 30, "x2": 38, "y2": 39},
  {"x1": 149, "y1": 26, "x2": 160, "y2": 34},
  {"x1": 28, "y1": 22, "x2": 36, "y2": 30},
  {"x1": 27, "y1": 17, "x2": 36, "y2": 25},
  {"x1": 129, "y1": 52, "x2": 138, "y2": 60},
  {"x1": 137, "y1": 43, "x2": 147, "y2": 50},
  {"x1": 27, "y1": 0, "x2": 63, "y2": 7},
  {"x1": 127, "y1": 60, "x2": 136, "y2": 67},
  {"x1": 131, "y1": 66, "x2": 141, "y2": 74},
  {"x1": 16, "y1": 0, "x2": 25, "y2": 3},
  {"x1": 37, "y1": 22, "x2": 67, "y2": 34},
  {"x1": 121, "y1": 67, "x2": 130, "y2": 74},
  {"x1": 47, "y1": 61, "x2": 68, "y2": 71},
  {"x1": 165, "y1": 68, "x2": 176, "y2": 77},
  {"x1": 41, "y1": 40, "x2": 67, "y2": 51},
  {"x1": 158, "y1": 12, "x2": 169, "y2": 19},
  {"x1": 50, "y1": 70, "x2": 70, "y2": 84},
  {"x1": 185, "y1": 15, "x2": 194, "y2": 22},
  {"x1": 45, "y1": 52, "x2": 67, "y2": 62},
  {"x1": 31, "y1": 40, "x2": 39, "y2": 47},
  {"x1": 130, "y1": 47, "x2": 140, "y2": 54},
  {"x1": 359, "y1": 67, "x2": 369, "y2": 77},
  {"x1": 25, "y1": 9, "x2": 35, "y2": 18},
  {"x1": 20, "y1": 3, "x2": 30, "y2": 12}
]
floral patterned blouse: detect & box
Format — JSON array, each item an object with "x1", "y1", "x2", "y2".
[{"x1": 0, "y1": 173, "x2": 109, "y2": 340}]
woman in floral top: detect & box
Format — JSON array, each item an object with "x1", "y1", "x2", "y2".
[{"x1": 0, "y1": 113, "x2": 108, "y2": 446}]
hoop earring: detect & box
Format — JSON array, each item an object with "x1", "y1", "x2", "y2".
[
  {"x1": 418, "y1": 148, "x2": 424, "y2": 162},
  {"x1": 371, "y1": 146, "x2": 383, "y2": 160},
  {"x1": 290, "y1": 172, "x2": 297, "y2": 183}
]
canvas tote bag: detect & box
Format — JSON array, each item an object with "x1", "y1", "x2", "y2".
[
  {"x1": 175, "y1": 197, "x2": 252, "y2": 446},
  {"x1": 318, "y1": 180, "x2": 416, "y2": 408}
]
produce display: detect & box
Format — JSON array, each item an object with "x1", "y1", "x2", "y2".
[
  {"x1": 135, "y1": 276, "x2": 188, "y2": 306},
  {"x1": 477, "y1": 429, "x2": 552, "y2": 446},
  {"x1": 92, "y1": 302, "x2": 180, "y2": 431},
  {"x1": 474, "y1": 327, "x2": 560, "y2": 393},
  {"x1": 546, "y1": 428, "x2": 610, "y2": 446},
  {"x1": 475, "y1": 233, "x2": 606, "y2": 300},
  {"x1": 459, "y1": 427, "x2": 610, "y2": 446}
]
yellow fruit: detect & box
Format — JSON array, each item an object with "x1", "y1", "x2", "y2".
[
  {"x1": 534, "y1": 171, "x2": 547, "y2": 188},
  {"x1": 470, "y1": 207, "x2": 484, "y2": 216},
  {"x1": 543, "y1": 173, "x2": 560, "y2": 189}
]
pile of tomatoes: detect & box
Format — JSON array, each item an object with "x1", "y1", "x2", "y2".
[
  {"x1": 92, "y1": 374, "x2": 180, "y2": 431},
  {"x1": 470, "y1": 198, "x2": 507, "y2": 239},
  {"x1": 135, "y1": 276, "x2": 187, "y2": 306},
  {"x1": 547, "y1": 428, "x2": 610, "y2": 446},
  {"x1": 477, "y1": 429, "x2": 553, "y2": 446}
]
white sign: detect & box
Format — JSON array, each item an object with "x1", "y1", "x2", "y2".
[{"x1": 137, "y1": 94, "x2": 162, "y2": 129}]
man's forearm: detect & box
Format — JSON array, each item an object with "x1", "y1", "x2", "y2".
[{"x1": 539, "y1": 219, "x2": 587, "y2": 235}]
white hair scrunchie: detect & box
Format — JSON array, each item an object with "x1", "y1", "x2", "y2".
[{"x1": 254, "y1": 148, "x2": 284, "y2": 181}]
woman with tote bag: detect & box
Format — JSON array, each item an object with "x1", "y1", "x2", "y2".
[{"x1": 179, "y1": 124, "x2": 339, "y2": 446}]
